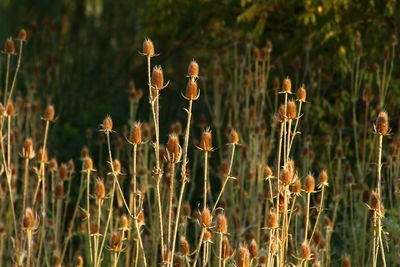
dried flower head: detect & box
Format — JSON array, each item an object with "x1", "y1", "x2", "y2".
[
  {"x1": 300, "y1": 242, "x2": 311, "y2": 260},
  {"x1": 59, "y1": 163, "x2": 68, "y2": 180},
  {"x1": 130, "y1": 122, "x2": 142, "y2": 144},
  {"x1": 110, "y1": 232, "x2": 122, "y2": 252},
  {"x1": 185, "y1": 79, "x2": 198, "y2": 100},
  {"x1": 188, "y1": 60, "x2": 199, "y2": 78},
  {"x1": 291, "y1": 179, "x2": 301, "y2": 195},
  {"x1": 200, "y1": 129, "x2": 213, "y2": 151},
  {"x1": 297, "y1": 86, "x2": 307, "y2": 102},
  {"x1": 112, "y1": 159, "x2": 121, "y2": 174},
  {"x1": 319, "y1": 170, "x2": 328, "y2": 186},
  {"x1": 83, "y1": 156, "x2": 94, "y2": 171},
  {"x1": 249, "y1": 239, "x2": 258, "y2": 258},
  {"x1": 6, "y1": 101, "x2": 15, "y2": 116},
  {"x1": 264, "y1": 166, "x2": 273, "y2": 178},
  {"x1": 43, "y1": 105, "x2": 55, "y2": 121},
  {"x1": 376, "y1": 111, "x2": 389, "y2": 135},
  {"x1": 38, "y1": 148, "x2": 48, "y2": 163},
  {"x1": 229, "y1": 129, "x2": 239, "y2": 144},
  {"x1": 266, "y1": 212, "x2": 278, "y2": 229},
  {"x1": 94, "y1": 179, "x2": 106, "y2": 199},
  {"x1": 102, "y1": 116, "x2": 113, "y2": 132},
  {"x1": 23, "y1": 138, "x2": 35, "y2": 159},
  {"x1": 23, "y1": 207, "x2": 35, "y2": 230},
  {"x1": 287, "y1": 100, "x2": 296, "y2": 119},
  {"x1": 237, "y1": 245, "x2": 250, "y2": 267},
  {"x1": 200, "y1": 208, "x2": 212, "y2": 228},
  {"x1": 167, "y1": 133, "x2": 181, "y2": 163},
  {"x1": 152, "y1": 65, "x2": 165, "y2": 90},
  {"x1": 216, "y1": 214, "x2": 228, "y2": 233},
  {"x1": 18, "y1": 29, "x2": 27, "y2": 41},
  {"x1": 5, "y1": 38, "x2": 15, "y2": 54},
  {"x1": 305, "y1": 173, "x2": 315, "y2": 193},
  {"x1": 180, "y1": 237, "x2": 190, "y2": 256},
  {"x1": 282, "y1": 77, "x2": 292, "y2": 93},
  {"x1": 55, "y1": 183, "x2": 64, "y2": 199},
  {"x1": 221, "y1": 236, "x2": 231, "y2": 259},
  {"x1": 142, "y1": 38, "x2": 155, "y2": 57},
  {"x1": 137, "y1": 210, "x2": 145, "y2": 226},
  {"x1": 281, "y1": 168, "x2": 292, "y2": 185}
]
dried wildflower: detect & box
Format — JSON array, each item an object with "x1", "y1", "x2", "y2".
[
  {"x1": 281, "y1": 168, "x2": 292, "y2": 185},
  {"x1": 291, "y1": 179, "x2": 301, "y2": 195},
  {"x1": 188, "y1": 60, "x2": 199, "y2": 78},
  {"x1": 94, "y1": 179, "x2": 106, "y2": 199},
  {"x1": 55, "y1": 183, "x2": 64, "y2": 199},
  {"x1": 287, "y1": 100, "x2": 296, "y2": 119},
  {"x1": 112, "y1": 159, "x2": 121, "y2": 174},
  {"x1": 221, "y1": 236, "x2": 231, "y2": 259},
  {"x1": 76, "y1": 255, "x2": 84, "y2": 267},
  {"x1": 137, "y1": 210, "x2": 145, "y2": 226},
  {"x1": 282, "y1": 77, "x2": 292, "y2": 93},
  {"x1": 142, "y1": 38, "x2": 155, "y2": 57},
  {"x1": 237, "y1": 245, "x2": 250, "y2": 267},
  {"x1": 200, "y1": 208, "x2": 212, "y2": 228},
  {"x1": 18, "y1": 29, "x2": 27, "y2": 41},
  {"x1": 166, "y1": 133, "x2": 181, "y2": 163},
  {"x1": 249, "y1": 239, "x2": 258, "y2": 258},
  {"x1": 83, "y1": 156, "x2": 94, "y2": 171},
  {"x1": 59, "y1": 163, "x2": 68, "y2": 181},
  {"x1": 362, "y1": 84, "x2": 372, "y2": 103},
  {"x1": 23, "y1": 138, "x2": 35, "y2": 159},
  {"x1": 152, "y1": 65, "x2": 165, "y2": 90},
  {"x1": 6, "y1": 101, "x2": 15, "y2": 116},
  {"x1": 297, "y1": 86, "x2": 307, "y2": 102},
  {"x1": 319, "y1": 170, "x2": 328, "y2": 186},
  {"x1": 23, "y1": 207, "x2": 36, "y2": 230},
  {"x1": 204, "y1": 230, "x2": 212, "y2": 241},
  {"x1": 185, "y1": 79, "x2": 198, "y2": 100},
  {"x1": 370, "y1": 191, "x2": 379, "y2": 210},
  {"x1": 43, "y1": 105, "x2": 55, "y2": 121},
  {"x1": 38, "y1": 148, "x2": 48, "y2": 163},
  {"x1": 109, "y1": 232, "x2": 122, "y2": 252},
  {"x1": 305, "y1": 174, "x2": 315, "y2": 193},
  {"x1": 120, "y1": 215, "x2": 129, "y2": 230},
  {"x1": 180, "y1": 237, "x2": 190, "y2": 256},
  {"x1": 266, "y1": 212, "x2": 278, "y2": 229},
  {"x1": 264, "y1": 166, "x2": 273, "y2": 178},
  {"x1": 102, "y1": 115, "x2": 113, "y2": 132},
  {"x1": 5, "y1": 38, "x2": 15, "y2": 54},
  {"x1": 375, "y1": 111, "x2": 389, "y2": 135},
  {"x1": 229, "y1": 129, "x2": 239, "y2": 144},
  {"x1": 200, "y1": 129, "x2": 213, "y2": 151},
  {"x1": 216, "y1": 214, "x2": 228, "y2": 233},
  {"x1": 130, "y1": 122, "x2": 142, "y2": 144},
  {"x1": 300, "y1": 242, "x2": 311, "y2": 261}
]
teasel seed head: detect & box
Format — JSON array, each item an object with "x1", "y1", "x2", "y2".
[
  {"x1": 200, "y1": 208, "x2": 212, "y2": 228},
  {"x1": 180, "y1": 237, "x2": 190, "y2": 256},
  {"x1": 204, "y1": 230, "x2": 213, "y2": 241},
  {"x1": 287, "y1": 100, "x2": 296, "y2": 119},
  {"x1": 94, "y1": 179, "x2": 106, "y2": 199},
  {"x1": 23, "y1": 138, "x2": 35, "y2": 159},
  {"x1": 76, "y1": 255, "x2": 84, "y2": 267},
  {"x1": 216, "y1": 214, "x2": 228, "y2": 233},
  {"x1": 167, "y1": 133, "x2": 181, "y2": 163},
  {"x1": 137, "y1": 210, "x2": 145, "y2": 226},
  {"x1": 319, "y1": 170, "x2": 328, "y2": 186},
  {"x1": 120, "y1": 214, "x2": 129, "y2": 230},
  {"x1": 152, "y1": 65, "x2": 164, "y2": 90},
  {"x1": 282, "y1": 77, "x2": 292, "y2": 93},
  {"x1": 280, "y1": 168, "x2": 292, "y2": 185},
  {"x1": 362, "y1": 84, "x2": 373, "y2": 103},
  {"x1": 300, "y1": 242, "x2": 311, "y2": 261},
  {"x1": 5, "y1": 38, "x2": 15, "y2": 54},
  {"x1": 291, "y1": 179, "x2": 301, "y2": 195},
  {"x1": 23, "y1": 207, "x2": 35, "y2": 230},
  {"x1": 55, "y1": 182, "x2": 64, "y2": 199},
  {"x1": 102, "y1": 115, "x2": 113, "y2": 132},
  {"x1": 264, "y1": 166, "x2": 273, "y2": 178},
  {"x1": 83, "y1": 156, "x2": 94, "y2": 171},
  {"x1": 249, "y1": 239, "x2": 258, "y2": 259},
  {"x1": 43, "y1": 105, "x2": 55, "y2": 121},
  {"x1": 266, "y1": 212, "x2": 278, "y2": 229},
  {"x1": 370, "y1": 191, "x2": 379, "y2": 210},
  {"x1": 38, "y1": 148, "x2": 48, "y2": 163},
  {"x1": 142, "y1": 38, "x2": 155, "y2": 57},
  {"x1": 6, "y1": 101, "x2": 15, "y2": 116},
  {"x1": 278, "y1": 104, "x2": 286, "y2": 121},
  {"x1": 59, "y1": 163, "x2": 68, "y2": 180},
  {"x1": 342, "y1": 256, "x2": 351, "y2": 267},
  {"x1": 237, "y1": 245, "x2": 250, "y2": 267},
  {"x1": 110, "y1": 232, "x2": 122, "y2": 251},
  {"x1": 376, "y1": 111, "x2": 389, "y2": 135},
  {"x1": 130, "y1": 122, "x2": 142, "y2": 144},
  {"x1": 297, "y1": 86, "x2": 307, "y2": 102},
  {"x1": 228, "y1": 128, "x2": 239, "y2": 144},
  {"x1": 200, "y1": 128, "x2": 213, "y2": 151},
  {"x1": 305, "y1": 173, "x2": 315, "y2": 193},
  {"x1": 18, "y1": 29, "x2": 27, "y2": 41},
  {"x1": 112, "y1": 159, "x2": 121, "y2": 174},
  {"x1": 188, "y1": 60, "x2": 199, "y2": 78},
  {"x1": 185, "y1": 79, "x2": 198, "y2": 100}
]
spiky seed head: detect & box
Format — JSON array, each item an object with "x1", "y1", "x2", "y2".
[
  {"x1": 102, "y1": 116, "x2": 113, "y2": 132},
  {"x1": 297, "y1": 86, "x2": 307, "y2": 102},
  {"x1": 237, "y1": 245, "x2": 250, "y2": 267},
  {"x1": 5, "y1": 38, "x2": 15, "y2": 54},
  {"x1": 278, "y1": 104, "x2": 286, "y2": 121},
  {"x1": 281, "y1": 168, "x2": 292, "y2": 185},
  {"x1": 185, "y1": 79, "x2": 198, "y2": 100},
  {"x1": 201, "y1": 208, "x2": 212, "y2": 227},
  {"x1": 266, "y1": 212, "x2": 278, "y2": 229},
  {"x1": 151, "y1": 65, "x2": 164, "y2": 90},
  {"x1": 370, "y1": 191, "x2": 379, "y2": 210},
  {"x1": 94, "y1": 179, "x2": 105, "y2": 199},
  {"x1": 112, "y1": 159, "x2": 121, "y2": 174},
  {"x1": 43, "y1": 105, "x2": 55, "y2": 121},
  {"x1": 110, "y1": 232, "x2": 122, "y2": 251},
  {"x1": 23, "y1": 207, "x2": 35, "y2": 229},
  {"x1": 319, "y1": 170, "x2": 328, "y2": 185},
  {"x1": 362, "y1": 84, "x2": 372, "y2": 103},
  {"x1": 204, "y1": 230, "x2": 212, "y2": 241},
  {"x1": 287, "y1": 100, "x2": 296, "y2": 119},
  {"x1": 253, "y1": 47, "x2": 261, "y2": 62},
  {"x1": 249, "y1": 239, "x2": 258, "y2": 258},
  {"x1": 300, "y1": 242, "x2": 311, "y2": 260},
  {"x1": 130, "y1": 122, "x2": 142, "y2": 144},
  {"x1": 142, "y1": 39, "x2": 155, "y2": 57},
  {"x1": 83, "y1": 157, "x2": 93, "y2": 171},
  {"x1": 55, "y1": 183, "x2": 64, "y2": 199},
  {"x1": 305, "y1": 174, "x2": 315, "y2": 193},
  {"x1": 291, "y1": 179, "x2": 301, "y2": 195},
  {"x1": 229, "y1": 129, "x2": 239, "y2": 144},
  {"x1": 188, "y1": 60, "x2": 199, "y2": 78},
  {"x1": 38, "y1": 148, "x2": 48, "y2": 163},
  {"x1": 264, "y1": 166, "x2": 273, "y2": 178},
  {"x1": 216, "y1": 214, "x2": 228, "y2": 233},
  {"x1": 23, "y1": 138, "x2": 35, "y2": 159},
  {"x1": 376, "y1": 111, "x2": 389, "y2": 135},
  {"x1": 167, "y1": 133, "x2": 181, "y2": 163},
  {"x1": 6, "y1": 101, "x2": 15, "y2": 116},
  {"x1": 221, "y1": 236, "x2": 230, "y2": 259},
  {"x1": 282, "y1": 77, "x2": 292, "y2": 93},
  {"x1": 137, "y1": 210, "x2": 145, "y2": 226},
  {"x1": 120, "y1": 215, "x2": 129, "y2": 230},
  {"x1": 49, "y1": 158, "x2": 58, "y2": 171},
  {"x1": 180, "y1": 237, "x2": 190, "y2": 256},
  {"x1": 76, "y1": 256, "x2": 84, "y2": 267},
  {"x1": 200, "y1": 129, "x2": 212, "y2": 151},
  {"x1": 59, "y1": 163, "x2": 68, "y2": 180},
  {"x1": 18, "y1": 29, "x2": 27, "y2": 41}
]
